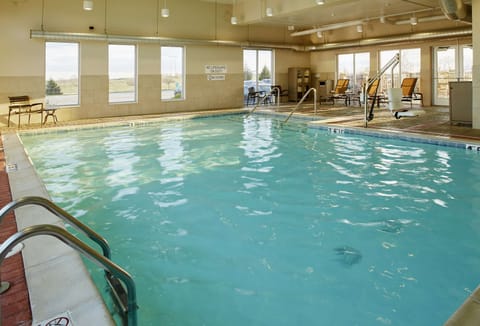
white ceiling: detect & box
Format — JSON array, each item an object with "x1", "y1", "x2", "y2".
[
  {"x1": 262, "y1": 0, "x2": 442, "y2": 28},
  {"x1": 205, "y1": 0, "x2": 470, "y2": 30}
]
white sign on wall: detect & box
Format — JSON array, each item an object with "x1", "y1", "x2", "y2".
[
  {"x1": 207, "y1": 74, "x2": 226, "y2": 81},
  {"x1": 205, "y1": 65, "x2": 227, "y2": 74}
]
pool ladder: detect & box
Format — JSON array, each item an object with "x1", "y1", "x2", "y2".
[
  {"x1": 246, "y1": 92, "x2": 272, "y2": 118},
  {"x1": 0, "y1": 196, "x2": 138, "y2": 326},
  {"x1": 283, "y1": 88, "x2": 317, "y2": 123}
]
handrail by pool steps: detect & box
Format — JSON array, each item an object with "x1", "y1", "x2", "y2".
[
  {"x1": 0, "y1": 196, "x2": 111, "y2": 259},
  {"x1": 0, "y1": 224, "x2": 138, "y2": 326},
  {"x1": 246, "y1": 92, "x2": 272, "y2": 117},
  {"x1": 0, "y1": 196, "x2": 137, "y2": 325},
  {"x1": 283, "y1": 87, "x2": 317, "y2": 123}
]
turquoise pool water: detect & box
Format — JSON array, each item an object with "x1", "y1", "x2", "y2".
[{"x1": 21, "y1": 115, "x2": 480, "y2": 325}]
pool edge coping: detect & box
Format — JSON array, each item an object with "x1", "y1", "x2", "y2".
[{"x1": 1, "y1": 133, "x2": 115, "y2": 325}]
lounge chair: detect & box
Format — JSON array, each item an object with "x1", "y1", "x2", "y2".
[
  {"x1": 329, "y1": 79, "x2": 350, "y2": 105},
  {"x1": 8, "y1": 95, "x2": 44, "y2": 127},
  {"x1": 246, "y1": 87, "x2": 266, "y2": 106},
  {"x1": 355, "y1": 79, "x2": 381, "y2": 107},
  {"x1": 400, "y1": 77, "x2": 418, "y2": 108}
]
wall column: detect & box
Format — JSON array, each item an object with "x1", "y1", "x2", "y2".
[{"x1": 472, "y1": 0, "x2": 480, "y2": 128}]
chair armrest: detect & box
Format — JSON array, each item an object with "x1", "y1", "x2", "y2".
[{"x1": 31, "y1": 102, "x2": 44, "y2": 108}]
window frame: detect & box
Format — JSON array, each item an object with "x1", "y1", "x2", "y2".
[
  {"x1": 243, "y1": 48, "x2": 274, "y2": 103},
  {"x1": 45, "y1": 41, "x2": 80, "y2": 107},
  {"x1": 379, "y1": 48, "x2": 421, "y2": 93},
  {"x1": 336, "y1": 52, "x2": 370, "y2": 93},
  {"x1": 108, "y1": 43, "x2": 138, "y2": 104},
  {"x1": 161, "y1": 46, "x2": 186, "y2": 101}
]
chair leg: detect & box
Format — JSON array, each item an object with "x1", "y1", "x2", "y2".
[{"x1": 7, "y1": 110, "x2": 11, "y2": 127}]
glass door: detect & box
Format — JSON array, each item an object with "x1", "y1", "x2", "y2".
[
  {"x1": 433, "y1": 45, "x2": 472, "y2": 106},
  {"x1": 243, "y1": 49, "x2": 273, "y2": 104}
]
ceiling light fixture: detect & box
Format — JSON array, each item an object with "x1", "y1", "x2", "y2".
[
  {"x1": 231, "y1": 0, "x2": 237, "y2": 24},
  {"x1": 290, "y1": 20, "x2": 363, "y2": 37},
  {"x1": 161, "y1": 0, "x2": 169, "y2": 18},
  {"x1": 316, "y1": 0, "x2": 325, "y2": 5},
  {"x1": 380, "y1": 16, "x2": 385, "y2": 23},
  {"x1": 356, "y1": 24, "x2": 363, "y2": 33},
  {"x1": 266, "y1": 7, "x2": 273, "y2": 17},
  {"x1": 410, "y1": 16, "x2": 418, "y2": 25},
  {"x1": 317, "y1": 31, "x2": 323, "y2": 38},
  {"x1": 288, "y1": 25, "x2": 295, "y2": 31},
  {"x1": 83, "y1": 0, "x2": 93, "y2": 11}
]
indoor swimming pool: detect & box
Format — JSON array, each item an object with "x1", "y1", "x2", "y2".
[{"x1": 20, "y1": 114, "x2": 480, "y2": 325}]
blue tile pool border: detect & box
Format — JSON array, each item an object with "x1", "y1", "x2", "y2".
[{"x1": 16, "y1": 110, "x2": 480, "y2": 151}]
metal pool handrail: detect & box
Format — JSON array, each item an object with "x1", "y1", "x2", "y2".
[
  {"x1": 0, "y1": 196, "x2": 111, "y2": 259},
  {"x1": 246, "y1": 92, "x2": 272, "y2": 117},
  {"x1": 0, "y1": 224, "x2": 138, "y2": 326},
  {"x1": 283, "y1": 87, "x2": 317, "y2": 123}
]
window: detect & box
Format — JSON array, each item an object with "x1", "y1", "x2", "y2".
[
  {"x1": 243, "y1": 49, "x2": 273, "y2": 103},
  {"x1": 337, "y1": 52, "x2": 369, "y2": 93},
  {"x1": 109, "y1": 44, "x2": 136, "y2": 103},
  {"x1": 433, "y1": 45, "x2": 472, "y2": 105},
  {"x1": 45, "y1": 42, "x2": 79, "y2": 106},
  {"x1": 379, "y1": 48, "x2": 420, "y2": 93},
  {"x1": 161, "y1": 46, "x2": 184, "y2": 100}
]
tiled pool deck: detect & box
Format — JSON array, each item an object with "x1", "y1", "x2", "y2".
[
  {"x1": 1, "y1": 104, "x2": 480, "y2": 325},
  {"x1": 0, "y1": 136, "x2": 32, "y2": 325}
]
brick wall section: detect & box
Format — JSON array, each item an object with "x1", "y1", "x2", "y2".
[{"x1": 0, "y1": 135, "x2": 32, "y2": 325}]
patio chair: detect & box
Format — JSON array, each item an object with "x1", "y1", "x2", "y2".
[
  {"x1": 8, "y1": 95, "x2": 44, "y2": 127},
  {"x1": 246, "y1": 87, "x2": 265, "y2": 106},
  {"x1": 330, "y1": 79, "x2": 350, "y2": 105},
  {"x1": 354, "y1": 79, "x2": 381, "y2": 107},
  {"x1": 400, "y1": 77, "x2": 418, "y2": 108}
]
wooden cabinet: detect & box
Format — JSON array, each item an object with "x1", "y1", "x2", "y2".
[{"x1": 288, "y1": 67, "x2": 311, "y2": 101}]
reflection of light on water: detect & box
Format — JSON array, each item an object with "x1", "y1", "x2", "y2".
[
  {"x1": 168, "y1": 228, "x2": 188, "y2": 237},
  {"x1": 20, "y1": 116, "x2": 480, "y2": 325},
  {"x1": 112, "y1": 187, "x2": 139, "y2": 201}
]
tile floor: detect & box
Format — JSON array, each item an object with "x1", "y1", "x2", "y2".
[{"x1": 0, "y1": 136, "x2": 32, "y2": 325}]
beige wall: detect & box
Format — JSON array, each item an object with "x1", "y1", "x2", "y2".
[
  {"x1": 0, "y1": 0, "x2": 309, "y2": 126},
  {"x1": 0, "y1": 0, "x2": 474, "y2": 127},
  {"x1": 474, "y1": 1, "x2": 480, "y2": 129}
]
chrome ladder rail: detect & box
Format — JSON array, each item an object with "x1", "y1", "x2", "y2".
[
  {"x1": 283, "y1": 88, "x2": 317, "y2": 123},
  {"x1": 0, "y1": 196, "x2": 111, "y2": 259},
  {"x1": 271, "y1": 86, "x2": 281, "y2": 108},
  {"x1": 246, "y1": 92, "x2": 271, "y2": 117},
  {"x1": 0, "y1": 224, "x2": 138, "y2": 326},
  {"x1": 0, "y1": 196, "x2": 134, "y2": 324}
]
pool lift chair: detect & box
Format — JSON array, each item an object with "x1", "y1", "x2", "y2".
[
  {"x1": 363, "y1": 53, "x2": 415, "y2": 127},
  {"x1": 0, "y1": 196, "x2": 138, "y2": 326}
]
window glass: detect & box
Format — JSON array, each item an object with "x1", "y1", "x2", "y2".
[
  {"x1": 337, "y1": 53, "x2": 353, "y2": 84},
  {"x1": 354, "y1": 52, "x2": 370, "y2": 92},
  {"x1": 45, "y1": 42, "x2": 79, "y2": 106},
  {"x1": 337, "y1": 52, "x2": 369, "y2": 92},
  {"x1": 109, "y1": 44, "x2": 136, "y2": 103},
  {"x1": 161, "y1": 46, "x2": 184, "y2": 100},
  {"x1": 243, "y1": 49, "x2": 273, "y2": 103},
  {"x1": 380, "y1": 48, "x2": 420, "y2": 93}
]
